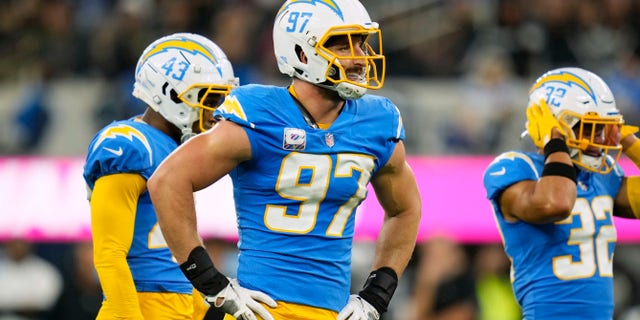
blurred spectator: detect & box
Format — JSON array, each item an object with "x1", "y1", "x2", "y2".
[
  {"x1": 409, "y1": 236, "x2": 477, "y2": 320},
  {"x1": 442, "y1": 47, "x2": 522, "y2": 154},
  {"x1": 0, "y1": 238, "x2": 63, "y2": 319},
  {"x1": 570, "y1": 0, "x2": 636, "y2": 76},
  {"x1": 473, "y1": 244, "x2": 520, "y2": 320},
  {"x1": 208, "y1": 2, "x2": 273, "y2": 85},
  {"x1": 536, "y1": 0, "x2": 580, "y2": 68},
  {"x1": 605, "y1": 44, "x2": 640, "y2": 125},
  {"x1": 157, "y1": 0, "x2": 193, "y2": 35},
  {"x1": 37, "y1": 0, "x2": 90, "y2": 78},
  {"x1": 0, "y1": 65, "x2": 52, "y2": 154},
  {"x1": 0, "y1": 0, "x2": 42, "y2": 79},
  {"x1": 386, "y1": 1, "x2": 477, "y2": 77},
  {"x1": 466, "y1": 0, "x2": 546, "y2": 78},
  {"x1": 89, "y1": 0, "x2": 155, "y2": 130},
  {"x1": 1, "y1": 0, "x2": 640, "y2": 82},
  {"x1": 48, "y1": 241, "x2": 101, "y2": 320}
]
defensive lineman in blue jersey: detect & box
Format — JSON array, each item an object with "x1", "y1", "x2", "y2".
[
  {"x1": 148, "y1": 1, "x2": 422, "y2": 319},
  {"x1": 83, "y1": 33, "x2": 238, "y2": 319},
  {"x1": 216, "y1": 84, "x2": 402, "y2": 313},
  {"x1": 483, "y1": 67, "x2": 640, "y2": 320}
]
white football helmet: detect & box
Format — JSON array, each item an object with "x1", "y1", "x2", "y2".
[
  {"x1": 133, "y1": 33, "x2": 239, "y2": 142},
  {"x1": 527, "y1": 67, "x2": 623, "y2": 173},
  {"x1": 273, "y1": 0, "x2": 385, "y2": 100}
]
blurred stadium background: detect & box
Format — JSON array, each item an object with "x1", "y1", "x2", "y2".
[{"x1": 2, "y1": 0, "x2": 640, "y2": 319}]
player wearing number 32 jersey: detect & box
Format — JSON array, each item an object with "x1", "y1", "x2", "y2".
[{"x1": 484, "y1": 67, "x2": 640, "y2": 320}]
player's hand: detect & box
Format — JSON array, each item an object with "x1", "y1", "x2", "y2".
[
  {"x1": 621, "y1": 125, "x2": 639, "y2": 141},
  {"x1": 205, "y1": 278, "x2": 276, "y2": 320},
  {"x1": 526, "y1": 99, "x2": 567, "y2": 148},
  {"x1": 337, "y1": 294, "x2": 380, "y2": 320}
]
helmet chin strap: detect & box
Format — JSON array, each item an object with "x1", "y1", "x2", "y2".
[
  {"x1": 181, "y1": 128, "x2": 196, "y2": 144},
  {"x1": 578, "y1": 153, "x2": 604, "y2": 170},
  {"x1": 315, "y1": 64, "x2": 367, "y2": 100},
  {"x1": 335, "y1": 82, "x2": 367, "y2": 100},
  {"x1": 315, "y1": 82, "x2": 367, "y2": 100}
]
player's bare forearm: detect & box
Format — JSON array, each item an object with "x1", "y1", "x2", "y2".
[
  {"x1": 499, "y1": 146, "x2": 577, "y2": 223},
  {"x1": 148, "y1": 160, "x2": 203, "y2": 264},
  {"x1": 373, "y1": 164, "x2": 421, "y2": 274},
  {"x1": 373, "y1": 204, "x2": 421, "y2": 275},
  {"x1": 148, "y1": 134, "x2": 215, "y2": 263},
  {"x1": 148, "y1": 122, "x2": 251, "y2": 263}
]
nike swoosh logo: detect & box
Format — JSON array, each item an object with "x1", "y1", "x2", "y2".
[
  {"x1": 489, "y1": 167, "x2": 506, "y2": 176},
  {"x1": 103, "y1": 146, "x2": 123, "y2": 156}
]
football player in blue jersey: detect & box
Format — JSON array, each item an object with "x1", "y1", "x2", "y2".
[
  {"x1": 483, "y1": 67, "x2": 640, "y2": 320},
  {"x1": 83, "y1": 32, "x2": 238, "y2": 320},
  {"x1": 147, "y1": 0, "x2": 422, "y2": 319}
]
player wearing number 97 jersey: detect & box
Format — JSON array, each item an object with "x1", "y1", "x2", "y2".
[
  {"x1": 216, "y1": 83, "x2": 402, "y2": 312},
  {"x1": 483, "y1": 67, "x2": 640, "y2": 320},
  {"x1": 148, "y1": 1, "x2": 421, "y2": 319}
]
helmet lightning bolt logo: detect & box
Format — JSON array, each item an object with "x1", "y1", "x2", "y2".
[
  {"x1": 529, "y1": 71, "x2": 597, "y2": 104},
  {"x1": 278, "y1": 0, "x2": 343, "y2": 20},
  {"x1": 93, "y1": 125, "x2": 153, "y2": 166},
  {"x1": 137, "y1": 38, "x2": 219, "y2": 74}
]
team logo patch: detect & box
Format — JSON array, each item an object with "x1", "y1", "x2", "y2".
[
  {"x1": 283, "y1": 128, "x2": 306, "y2": 150},
  {"x1": 325, "y1": 132, "x2": 335, "y2": 147}
]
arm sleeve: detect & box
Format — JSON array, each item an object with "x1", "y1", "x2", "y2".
[{"x1": 90, "y1": 173, "x2": 146, "y2": 319}]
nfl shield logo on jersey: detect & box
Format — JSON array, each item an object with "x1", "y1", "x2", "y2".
[
  {"x1": 283, "y1": 128, "x2": 306, "y2": 150},
  {"x1": 325, "y1": 132, "x2": 334, "y2": 147}
]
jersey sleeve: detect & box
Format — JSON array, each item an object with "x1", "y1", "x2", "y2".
[
  {"x1": 383, "y1": 97, "x2": 405, "y2": 142},
  {"x1": 483, "y1": 151, "x2": 540, "y2": 200},
  {"x1": 83, "y1": 124, "x2": 152, "y2": 187},
  {"x1": 214, "y1": 87, "x2": 255, "y2": 129},
  {"x1": 361, "y1": 95, "x2": 405, "y2": 168}
]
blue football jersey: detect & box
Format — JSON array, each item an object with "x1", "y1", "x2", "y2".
[
  {"x1": 83, "y1": 118, "x2": 192, "y2": 294},
  {"x1": 215, "y1": 84, "x2": 404, "y2": 312},
  {"x1": 483, "y1": 151, "x2": 624, "y2": 320}
]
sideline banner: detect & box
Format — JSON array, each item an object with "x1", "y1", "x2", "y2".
[{"x1": 1, "y1": 156, "x2": 639, "y2": 243}]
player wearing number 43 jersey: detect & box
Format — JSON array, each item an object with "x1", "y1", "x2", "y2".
[
  {"x1": 484, "y1": 67, "x2": 640, "y2": 320},
  {"x1": 83, "y1": 33, "x2": 238, "y2": 319},
  {"x1": 148, "y1": 0, "x2": 422, "y2": 319}
]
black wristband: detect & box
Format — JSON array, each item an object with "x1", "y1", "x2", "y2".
[
  {"x1": 542, "y1": 162, "x2": 577, "y2": 183},
  {"x1": 544, "y1": 138, "x2": 570, "y2": 160},
  {"x1": 179, "y1": 246, "x2": 229, "y2": 296},
  {"x1": 358, "y1": 267, "x2": 398, "y2": 314}
]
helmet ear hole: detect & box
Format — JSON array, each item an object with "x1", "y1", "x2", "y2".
[
  {"x1": 293, "y1": 45, "x2": 307, "y2": 77},
  {"x1": 294, "y1": 45, "x2": 305, "y2": 63},
  {"x1": 169, "y1": 89, "x2": 182, "y2": 104}
]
